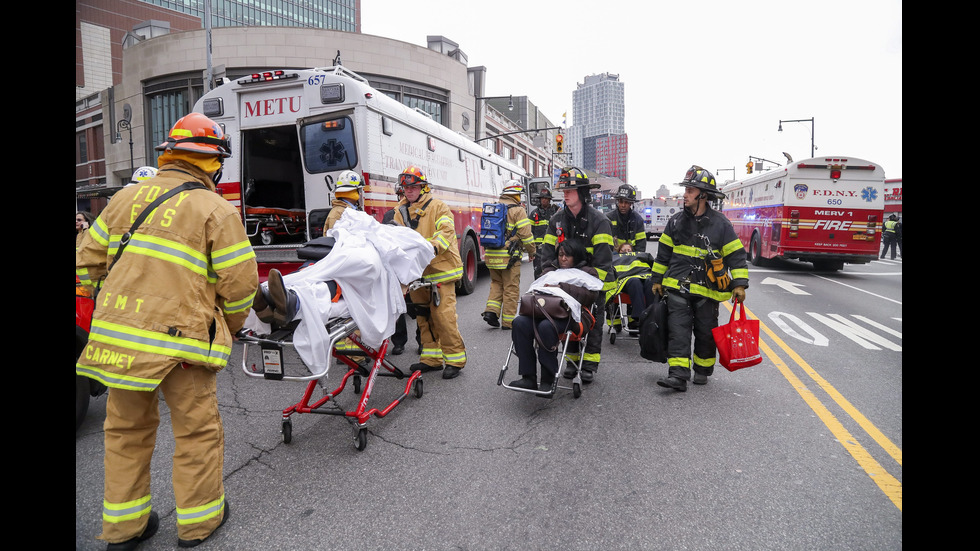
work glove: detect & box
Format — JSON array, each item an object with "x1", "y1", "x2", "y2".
[
  {"x1": 651, "y1": 282, "x2": 663, "y2": 296},
  {"x1": 731, "y1": 286, "x2": 746, "y2": 303},
  {"x1": 705, "y1": 256, "x2": 731, "y2": 291}
]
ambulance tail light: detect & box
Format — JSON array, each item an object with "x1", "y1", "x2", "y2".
[
  {"x1": 866, "y1": 214, "x2": 877, "y2": 237},
  {"x1": 789, "y1": 210, "x2": 800, "y2": 238}
]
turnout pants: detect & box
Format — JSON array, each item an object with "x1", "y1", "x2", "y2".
[
  {"x1": 567, "y1": 301, "x2": 604, "y2": 373},
  {"x1": 485, "y1": 264, "x2": 522, "y2": 328},
  {"x1": 512, "y1": 314, "x2": 573, "y2": 380},
  {"x1": 665, "y1": 291, "x2": 720, "y2": 380},
  {"x1": 411, "y1": 282, "x2": 466, "y2": 369},
  {"x1": 100, "y1": 364, "x2": 226, "y2": 544}
]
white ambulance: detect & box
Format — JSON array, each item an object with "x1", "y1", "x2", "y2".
[{"x1": 194, "y1": 65, "x2": 527, "y2": 294}]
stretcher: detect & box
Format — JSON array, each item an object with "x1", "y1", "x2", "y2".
[
  {"x1": 244, "y1": 206, "x2": 306, "y2": 245},
  {"x1": 606, "y1": 292, "x2": 639, "y2": 344},
  {"x1": 238, "y1": 278, "x2": 432, "y2": 451},
  {"x1": 496, "y1": 304, "x2": 597, "y2": 399}
]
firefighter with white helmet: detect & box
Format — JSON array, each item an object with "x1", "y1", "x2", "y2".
[
  {"x1": 76, "y1": 112, "x2": 256, "y2": 548},
  {"x1": 323, "y1": 169, "x2": 365, "y2": 232},
  {"x1": 481, "y1": 181, "x2": 536, "y2": 330},
  {"x1": 393, "y1": 165, "x2": 467, "y2": 379}
]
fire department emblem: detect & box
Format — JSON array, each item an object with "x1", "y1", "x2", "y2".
[{"x1": 793, "y1": 183, "x2": 808, "y2": 200}]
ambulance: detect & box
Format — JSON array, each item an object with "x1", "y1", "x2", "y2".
[
  {"x1": 719, "y1": 156, "x2": 886, "y2": 271},
  {"x1": 194, "y1": 65, "x2": 527, "y2": 294}
]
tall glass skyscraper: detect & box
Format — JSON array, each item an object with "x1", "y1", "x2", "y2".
[{"x1": 569, "y1": 72, "x2": 628, "y2": 183}]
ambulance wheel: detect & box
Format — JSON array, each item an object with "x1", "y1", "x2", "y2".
[
  {"x1": 282, "y1": 420, "x2": 292, "y2": 444},
  {"x1": 355, "y1": 427, "x2": 368, "y2": 451},
  {"x1": 573, "y1": 382, "x2": 581, "y2": 398},
  {"x1": 414, "y1": 378, "x2": 424, "y2": 398},
  {"x1": 457, "y1": 236, "x2": 478, "y2": 296},
  {"x1": 353, "y1": 374, "x2": 362, "y2": 395}
]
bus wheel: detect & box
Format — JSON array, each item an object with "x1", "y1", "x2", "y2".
[
  {"x1": 457, "y1": 236, "x2": 477, "y2": 296},
  {"x1": 750, "y1": 233, "x2": 766, "y2": 267}
]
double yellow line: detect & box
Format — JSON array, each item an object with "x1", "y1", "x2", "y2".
[{"x1": 722, "y1": 302, "x2": 903, "y2": 511}]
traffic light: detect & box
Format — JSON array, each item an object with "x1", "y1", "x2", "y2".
[
  {"x1": 746, "y1": 161, "x2": 754, "y2": 174},
  {"x1": 555, "y1": 133, "x2": 564, "y2": 153}
]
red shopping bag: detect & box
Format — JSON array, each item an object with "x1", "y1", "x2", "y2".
[{"x1": 712, "y1": 302, "x2": 762, "y2": 371}]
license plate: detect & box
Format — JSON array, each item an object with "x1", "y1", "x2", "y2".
[{"x1": 261, "y1": 344, "x2": 284, "y2": 380}]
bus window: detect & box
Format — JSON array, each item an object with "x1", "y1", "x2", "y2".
[{"x1": 300, "y1": 117, "x2": 358, "y2": 173}]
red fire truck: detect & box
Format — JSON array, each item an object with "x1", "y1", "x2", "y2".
[
  {"x1": 719, "y1": 156, "x2": 886, "y2": 271},
  {"x1": 192, "y1": 65, "x2": 527, "y2": 294}
]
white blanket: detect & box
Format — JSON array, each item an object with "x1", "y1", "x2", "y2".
[
  {"x1": 525, "y1": 269, "x2": 603, "y2": 323},
  {"x1": 251, "y1": 209, "x2": 434, "y2": 370}
]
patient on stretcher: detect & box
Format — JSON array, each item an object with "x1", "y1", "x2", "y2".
[{"x1": 244, "y1": 209, "x2": 435, "y2": 369}]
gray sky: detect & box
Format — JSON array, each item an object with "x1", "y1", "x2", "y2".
[{"x1": 362, "y1": 0, "x2": 902, "y2": 198}]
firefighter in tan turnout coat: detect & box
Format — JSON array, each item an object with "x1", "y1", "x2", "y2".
[
  {"x1": 76, "y1": 113, "x2": 257, "y2": 549},
  {"x1": 393, "y1": 166, "x2": 467, "y2": 379},
  {"x1": 481, "y1": 182, "x2": 536, "y2": 329}
]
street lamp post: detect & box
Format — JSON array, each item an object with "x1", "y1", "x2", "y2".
[
  {"x1": 117, "y1": 118, "x2": 134, "y2": 180},
  {"x1": 474, "y1": 94, "x2": 513, "y2": 143},
  {"x1": 778, "y1": 117, "x2": 815, "y2": 158}
]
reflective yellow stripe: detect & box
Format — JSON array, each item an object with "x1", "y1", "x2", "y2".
[
  {"x1": 721, "y1": 238, "x2": 743, "y2": 257},
  {"x1": 77, "y1": 364, "x2": 162, "y2": 391},
  {"x1": 103, "y1": 494, "x2": 152, "y2": 523},
  {"x1": 177, "y1": 495, "x2": 225, "y2": 526},
  {"x1": 661, "y1": 278, "x2": 732, "y2": 302},
  {"x1": 693, "y1": 354, "x2": 715, "y2": 368},
  {"x1": 426, "y1": 266, "x2": 463, "y2": 282},
  {"x1": 88, "y1": 319, "x2": 231, "y2": 367},
  {"x1": 212, "y1": 239, "x2": 256, "y2": 271},
  {"x1": 444, "y1": 351, "x2": 466, "y2": 364}
]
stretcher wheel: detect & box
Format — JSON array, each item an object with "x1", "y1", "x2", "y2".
[
  {"x1": 353, "y1": 375, "x2": 362, "y2": 395},
  {"x1": 354, "y1": 427, "x2": 368, "y2": 451},
  {"x1": 609, "y1": 331, "x2": 616, "y2": 344},
  {"x1": 414, "y1": 378, "x2": 424, "y2": 398},
  {"x1": 282, "y1": 420, "x2": 292, "y2": 444},
  {"x1": 573, "y1": 383, "x2": 581, "y2": 398}
]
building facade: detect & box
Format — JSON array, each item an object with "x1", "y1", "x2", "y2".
[
  {"x1": 568, "y1": 72, "x2": 628, "y2": 183},
  {"x1": 75, "y1": 1, "x2": 559, "y2": 214}
]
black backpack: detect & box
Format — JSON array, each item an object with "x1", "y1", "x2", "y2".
[{"x1": 638, "y1": 295, "x2": 668, "y2": 363}]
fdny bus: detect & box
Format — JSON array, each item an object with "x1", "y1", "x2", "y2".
[
  {"x1": 719, "y1": 156, "x2": 885, "y2": 271},
  {"x1": 193, "y1": 65, "x2": 527, "y2": 294}
]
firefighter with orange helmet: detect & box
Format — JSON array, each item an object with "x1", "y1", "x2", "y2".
[
  {"x1": 481, "y1": 181, "x2": 536, "y2": 329},
  {"x1": 393, "y1": 165, "x2": 467, "y2": 379},
  {"x1": 76, "y1": 112, "x2": 256, "y2": 548}
]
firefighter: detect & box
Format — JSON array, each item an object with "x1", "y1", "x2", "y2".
[
  {"x1": 529, "y1": 186, "x2": 559, "y2": 279},
  {"x1": 323, "y1": 170, "x2": 364, "y2": 232},
  {"x1": 76, "y1": 112, "x2": 257, "y2": 548},
  {"x1": 650, "y1": 165, "x2": 749, "y2": 392},
  {"x1": 393, "y1": 166, "x2": 467, "y2": 379},
  {"x1": 538, "y1": 167, "x2": 616, "y2": 383},
  {"x1": 607, "y1": 183, "x2": 647, "y2": 252},
  {"x1": 482, "y1": 181, "x2": 536, "y2": 329}
]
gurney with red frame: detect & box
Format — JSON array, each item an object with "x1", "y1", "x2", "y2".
[
  {"x1": 238, "y1": 279, "x2": 432, "y2": 451},
  {"x1": 496, "y1": 304, "x2": 597, "y2": 399}
]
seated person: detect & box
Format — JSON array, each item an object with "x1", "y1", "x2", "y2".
[
  {"x1": 509, "y1": 239, "x2": 601, "y2": 395},
  {"x1": 611, "y1": 241, "x2": 655, "y2": 329}
]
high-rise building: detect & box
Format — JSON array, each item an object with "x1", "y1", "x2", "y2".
[{"x1": 569, "y1": 72, "x2": 628, "y2": 183}]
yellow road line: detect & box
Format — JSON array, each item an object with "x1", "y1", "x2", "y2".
[{"x1": 722, "y1": 302, "x2": 903, "y2": 511}]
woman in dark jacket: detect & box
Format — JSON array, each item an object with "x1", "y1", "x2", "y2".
[{"x1": 509, "y1": 239, "x2": 600, "y2": 394}]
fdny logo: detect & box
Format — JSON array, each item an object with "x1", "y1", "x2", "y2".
[{"x1": 794, "y1": 183, "x2": 808, "y2": 200}]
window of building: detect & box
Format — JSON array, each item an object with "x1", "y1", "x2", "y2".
[{"x1": 144, "y1": 76, "x2": 203, "y2": 163}]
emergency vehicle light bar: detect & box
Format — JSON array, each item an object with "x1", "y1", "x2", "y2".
[{"x1": 239, "y1": 70, "x2": 298, "y2": 85}]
